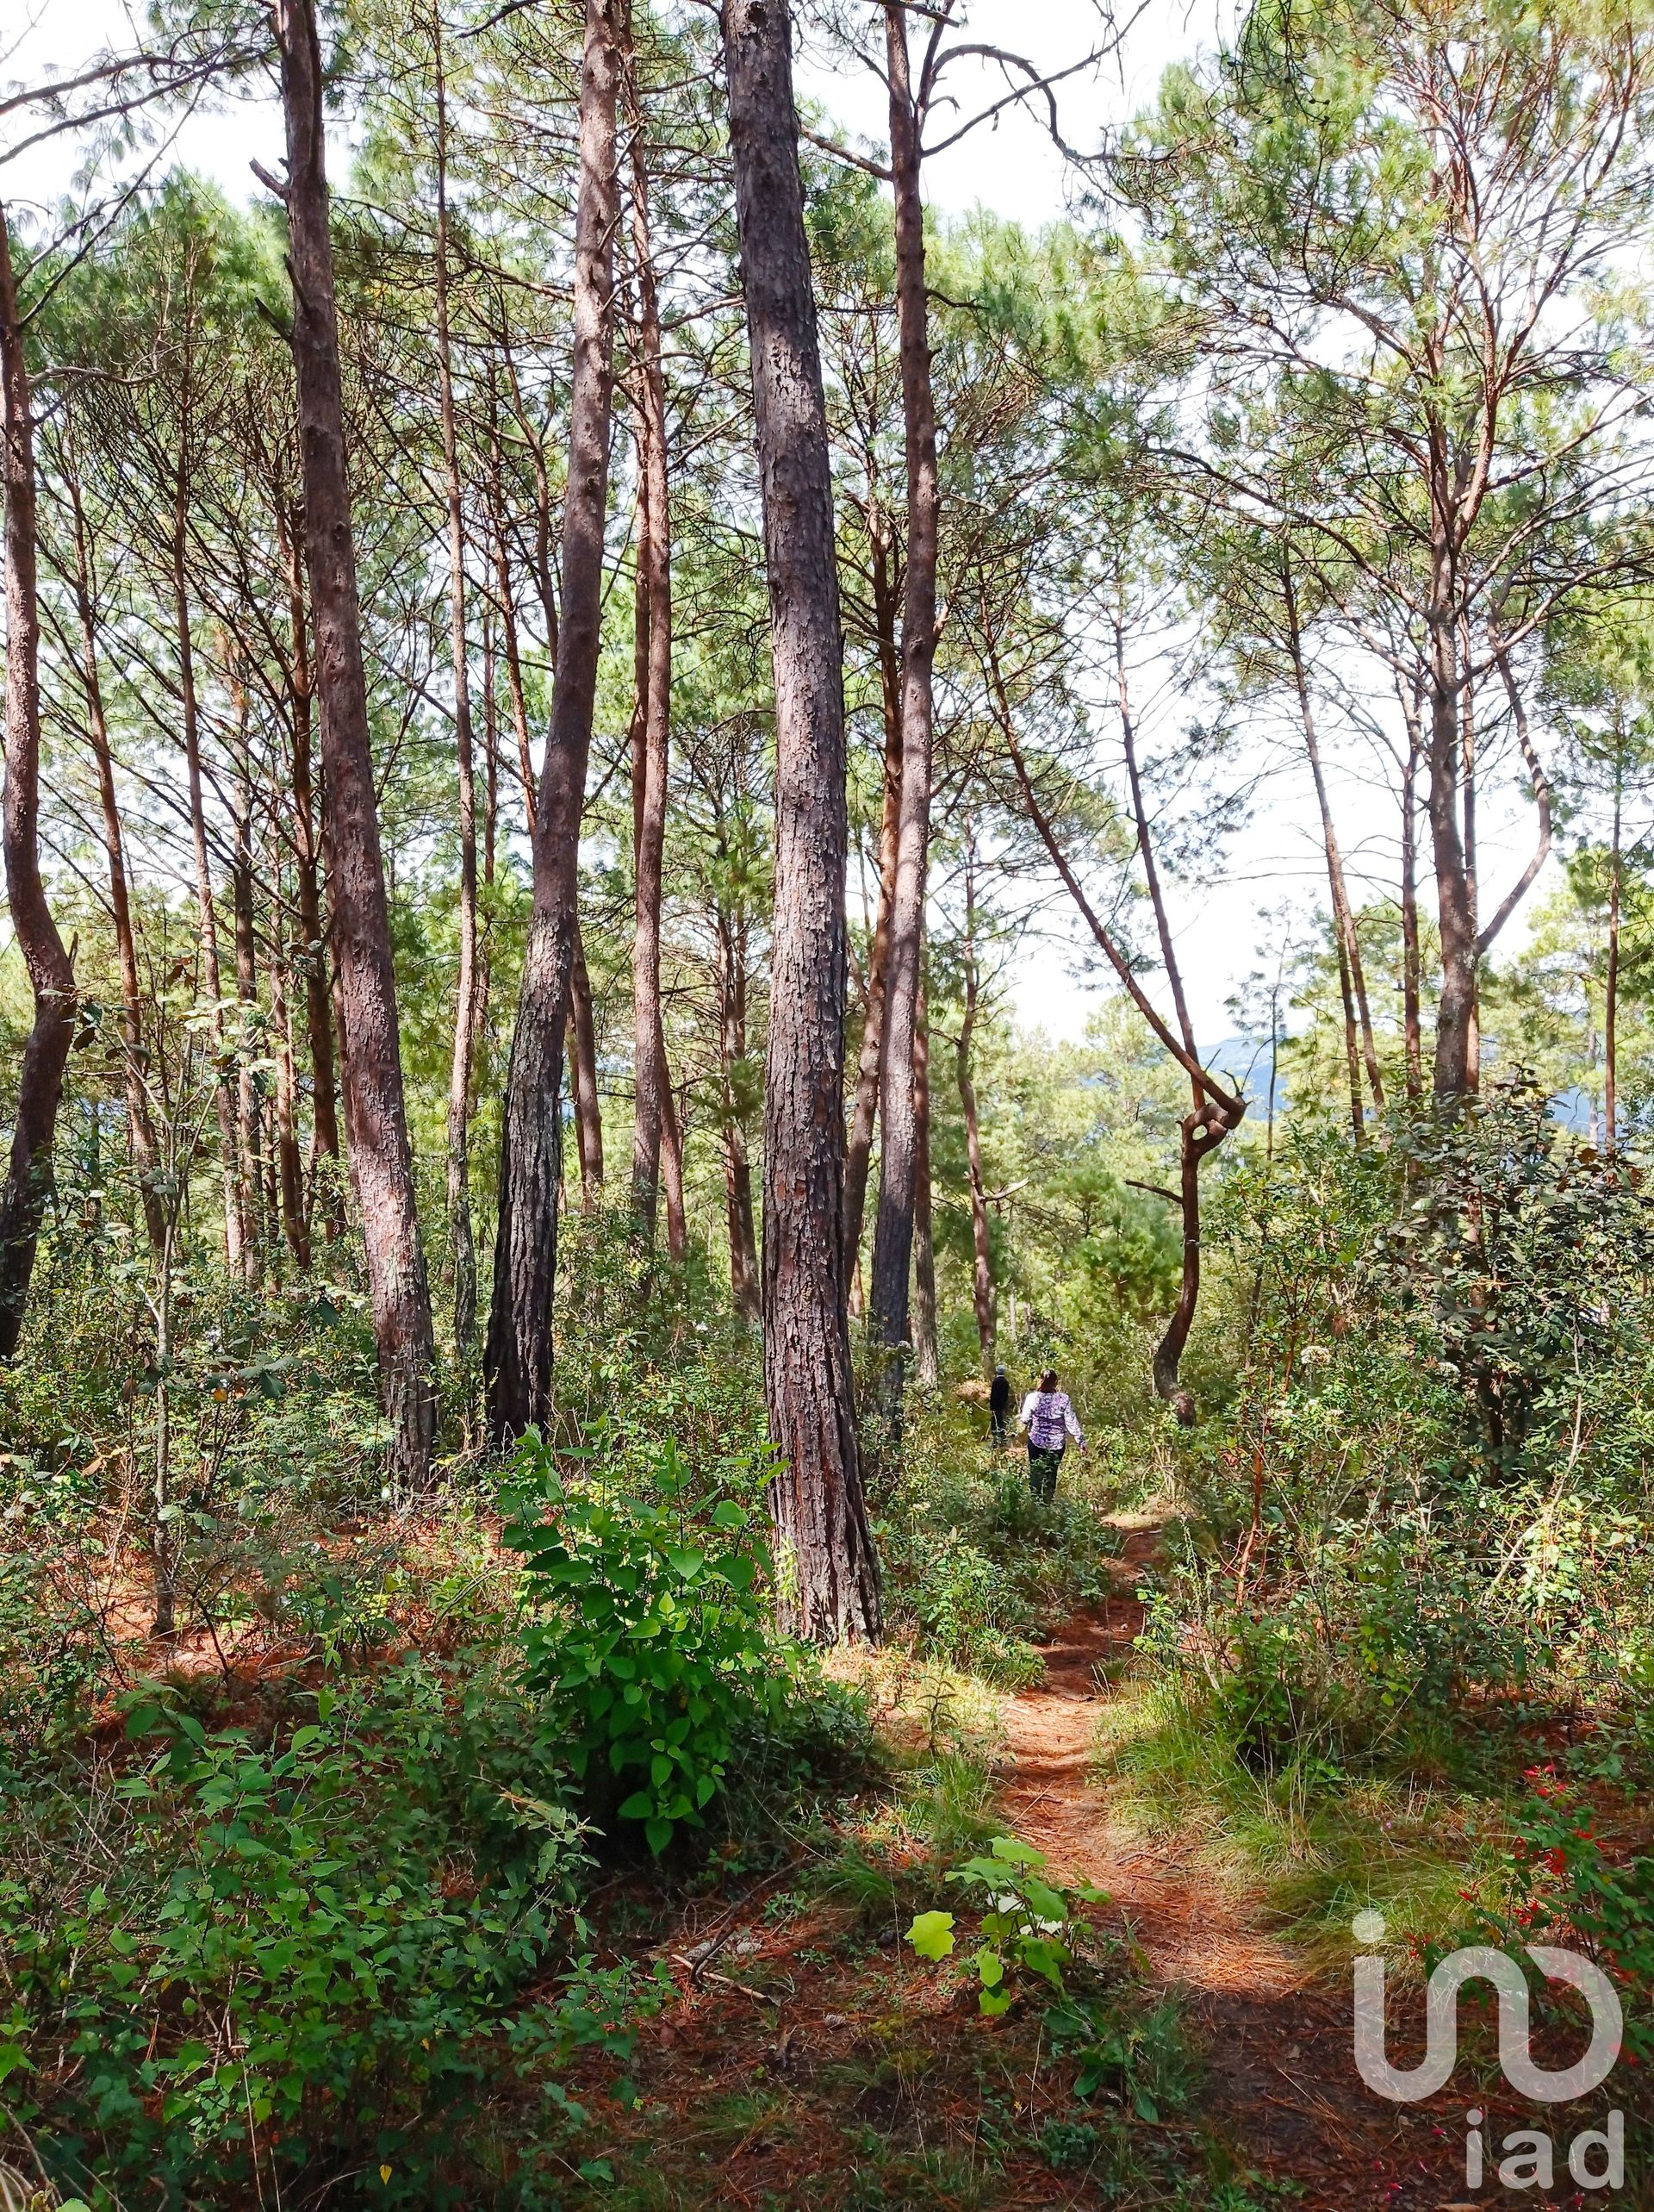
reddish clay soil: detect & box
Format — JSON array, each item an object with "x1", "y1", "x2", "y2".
[
  {"x1": 581, "y1": 1523, "x2": 1615, "y2": 2209},
  {"x1": 998, "y1": 1525, "x2": 1608, "y2": 2212}
]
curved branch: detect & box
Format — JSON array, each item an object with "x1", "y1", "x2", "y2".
[{"x1": 1477, "y1": 645, "x2": 1553, "y2": 956}]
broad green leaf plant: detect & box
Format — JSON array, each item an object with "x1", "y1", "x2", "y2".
[
  {"x1": 905, "y1": 1834, "x2": 1108, "y2": 2016},
  {"x1": 504, "y1": 1430, "x2": 792, "y2": 1854}
]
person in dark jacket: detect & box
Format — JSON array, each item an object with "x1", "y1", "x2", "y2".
[{"x1": 989, "y1": 1366, "x2": 1011, "y2": 1446}]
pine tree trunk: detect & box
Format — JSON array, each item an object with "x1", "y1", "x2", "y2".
[
  {"x1": 485, "y1": 0, "x2": 622, "y2": 1442},
  {"x1": 626, "y1": 94, "x2": 676, "y2": 1249},
  {"x1": 172, "y1": 508, "x2": 246, "y2": 1272},
  {"x1": 273, "y1": 0, "x2": 437, "y2": 1491},
  {"x1": 433, "y1": 24, "x2": 481, "y2": 1365},
  {"x1": 1607, "y1": 775, "x2": 1621, "y2": 1154},
  {"x1": 1399, "y1": 678, "x2": 1424, "y2": 1103},
  {"x1": 569, "y1": 926, "x2": 605, "y2": 1210},
  {"x1": 843, "y1": 531, "x2": 903, "y2": 1284},
  {"x1": 956, "y1": 863, "x2": 994, "y2": 1367},
  {"x1": 1427, "y1": 545, "x2": 1477, "y2": 1100},
  {"x1": 718, "y1": 911, "x2": 761, "y2": 1326},
  {"x1": 62, "y1": 419, "x2": 163, "y2": 1254},
  {"x1": 867, "y1": 3, "x2": 940, "y2": 1429},
  {"x1": 724, "y1": 0, "x2": 880, "y2": 1642},
  {"x1": 1282, "y1": 568, "x2": 1384, "y2": 1125},
  {"x1": 911, "y1": 975, "x2": 938, "y2": 1389},
  {"x1": 229, "y1": 685, "x2": 264, "y2": 1278},
  {"x1": 0, "y1": 204, "x2": 76, "y2": 1355},
  {"x1": 270, "y1": 882, "x2": 311, "y2": 1268},
  {"x1": 277, "y1": 504, "x2": 343, "y2": 1235}
]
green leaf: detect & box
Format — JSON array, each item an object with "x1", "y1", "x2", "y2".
[
  {"x1": 906, "y1": 1910, "x2": 956, "y2": 1960},
  {"x1": 1023, "y1": 1879, "x2": 1069, "y2": 1923},
  {"x1": 990, "y1": 1835, "x2": 1046, "y2": 1866},
  {"x1": 617, "y1": 1791, "x2": 655, "y2": 1821},
  {"x1": 973, "y1": 1946, "x2": 1004, "y2": 1988},
  {"x1": 979, "y1": 1987, "x2": 1015, "y2": 2016},
  {"x1": 709, "y1": 1500, "x2": 746, "y2": 1530},
  {"x1": 644, "y1": 1817, "x2": 675, "y2": 1856}
]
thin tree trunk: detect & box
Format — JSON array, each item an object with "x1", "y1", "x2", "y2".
[
  {"x1": 1282, "y1": 566, "x2": 1384, "y2": 1123},
  {"x1": 1427, "y1": 558, "x2": 1477, "y2": 1100},
  {"x1": 718, "y1": 909, "x2": 762, "y2": 1326},
  {"x1": 569, "y1": 926, "x2": 604, "y2": 1211},
  {"x1": 486, "y1": 0, "x2": 621, "y2": 1442},
  {"x1": 724, "y1": 0, "x2": 880, "y2": 1642},
  {"x1": 1607, "y1": 769, "x2": 1621, "y2": 1156},
  {"x1": 171, "y1": 503, "x2": 245, "y2": 1271},
  {"x1": 62, "y1": 418, "x2": 163, "y2": 1252},
  {"x1": 843, "y1": 525, "x2": 903, "y2": 1284},
  {"x1": 0, "y1": 203, "x2": 76, "y2": 1355},
  {"x1": 911, "y1": 972, "x2": 938, "y2": 1388},
  {"x1": 433, "y1": 16, "x2": 481, "y2": 1364},
  {"x1": 492, "y1": 485, "x2": 539, "y2": 834},
  {"x1": 273, "y1": 0, "x2": 437, "y2": 1491},
  {"x1": 228, "y1": 667, "x2": 264, "y2": 1278},
  {"x1": 1461, "y1": 630, "x2": 1480, "y2": 1093},
  {"x1": 993, "y1": 637, "x2": 1242, "y2": 1411},
  {"x1": 867, "y1": 3, "x2": 940, "y2": 1428},
  {"x1": 625, "y1": 77, "x2": 679, "y2": 1254},
  {"x1": 270, "y1": 878, "x2": 310, "y2": 1268},
  {"x1": 494, "y1": 440, "x2": 606, "y2": 1212},
  {"x1": 276, "y1": 502, "x2": 343, "y2": 1235},
  {"x1": 1399, "y1": 674, "x2": 1424, "y2": 1103},
  {"x1": 956, "y1": 845, "x2": 994, "y2": 1367}
]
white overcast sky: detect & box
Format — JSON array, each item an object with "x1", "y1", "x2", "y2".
[{"x1": 3, "y1": 0, "x2": 1554, "y2": 1047}]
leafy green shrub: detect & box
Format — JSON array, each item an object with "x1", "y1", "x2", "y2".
[
  {"x1": 905, "y1": 1836, "x2": 1193, "y2": 2117},
  {"x1": 504, "y1": 1430, "x2": 794, "y2": 1853},
  {"x1": 1471, "y1": 1768, "x2": 1654, "y2": 2065},
  {"x1": 0, "y1": 1644, "x2": 603, "y2": 2207},
  {"x1": 906, "y1": 1834, "x2": 1108, "y2": 2016}
]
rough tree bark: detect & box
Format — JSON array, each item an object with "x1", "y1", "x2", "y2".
[
  {"x1": 867, "y1": 3, "x2": 940, "y2": 1429},
  {"x1": 0, "y1": 203, "x2": 77, "y2": 1355},
  {"x1": 485, "y1": 0, "x2": 622, "y2": 1442},
  {"x1": 724, "y1": 0, "x2": 880, "y2": 1642},
  {"x1": 271, "y1": 0, "x2": 437, "y2": 1490}
]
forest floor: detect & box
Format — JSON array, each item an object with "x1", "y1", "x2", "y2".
[{"x1": 556, "y1": 1517, "x2": 1533, "y2": 2212}]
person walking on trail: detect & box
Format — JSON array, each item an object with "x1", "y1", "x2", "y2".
[
  {"x1": 1018, "y1": 1368, "x2": 1084, "y2": 1502},
  {"x1": 988, "y1": 1365, "x2": 1012, "y2": 1447}
]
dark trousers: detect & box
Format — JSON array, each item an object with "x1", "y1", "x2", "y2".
[
  {"x1": 1027, "y1": 1443, "x2": 1063, "y2": 1502},
  {"x1": 991, "y1": 1407, "x2": 1010, "y2": 1446}
]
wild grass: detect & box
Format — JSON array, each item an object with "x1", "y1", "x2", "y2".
[{"x1": 1093, "y1": 1665, "x2": 1508, "y2": 1969}]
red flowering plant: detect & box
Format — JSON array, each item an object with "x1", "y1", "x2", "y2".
[{"x1": 1464, "y1": 1765, "x2": 1654, "y2": 2067}]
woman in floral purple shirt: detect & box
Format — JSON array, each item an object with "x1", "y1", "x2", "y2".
[{"x1": 1017, "y1": 1368, "x2": 1085, "y2": 1502}]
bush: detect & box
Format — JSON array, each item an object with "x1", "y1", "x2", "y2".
[
  {"x1": 0, "y1": 1643, "x2": 599, "y2": 2206},
  {"x1": 504, "y1": 1429, "x2": 796, "y2": 1854}
]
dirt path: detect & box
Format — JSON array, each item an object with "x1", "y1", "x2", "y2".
[{"x1": 996, "y1": 1524, "x2": 1474, "y2": 2212}]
